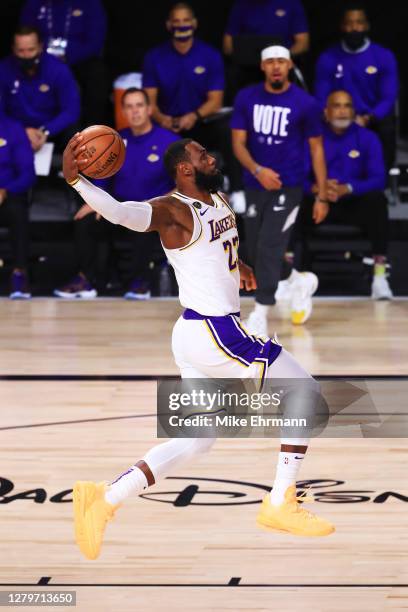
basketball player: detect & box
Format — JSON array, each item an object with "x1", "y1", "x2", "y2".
[{"x1": 63, "y1": 134, "x2": 334, "y2": 560}]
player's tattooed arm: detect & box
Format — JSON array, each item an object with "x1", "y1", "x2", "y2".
[{"x1": 238, "y1": 259, "x2": 257, "y2": 291}]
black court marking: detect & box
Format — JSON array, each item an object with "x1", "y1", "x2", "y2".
[
  {"x1": 0, "y1": 375, "x2": 173, "y2": 381},
  {"x1": 0, "y1": 413, "x2": 156, "y2": 432},
  {"x1": 0, "y1": 375, "x2": 407, "y2": 381},
  {"x1": 0, "y1": 578, "x2": 406, "y2": 588}
]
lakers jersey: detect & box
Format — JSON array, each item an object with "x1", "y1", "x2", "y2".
[{"x1": 163, "y1": 191, "x2": 240, "y2": 316}]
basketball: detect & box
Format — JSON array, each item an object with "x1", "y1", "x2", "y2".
[{"x1": 76, "y1": 124, "x2": 126, "y2": 179}]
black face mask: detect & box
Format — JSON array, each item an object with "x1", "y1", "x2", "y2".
[
  {"x1": 17, "y1": 55, "x2": 40, "y2": 74},
  {"x1": 194, "y1": 168, "x2": 224, "y2": 192},
  {"x1": 342, "y1": 30, "x2": 368, "y2": 51}
]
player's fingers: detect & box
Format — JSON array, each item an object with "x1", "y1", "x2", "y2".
[{"x1": 68, "y1": 132, "x2": 82, "y2": 149}]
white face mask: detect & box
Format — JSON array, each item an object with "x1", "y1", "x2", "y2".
[{"x1": 331, "y1": 118, "x2": 353, "y2": 129}]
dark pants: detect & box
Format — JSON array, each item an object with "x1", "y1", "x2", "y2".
[
  {"x1": 75, "y1": 212, "x2": 112, "y2": 282},
  {"x1": 300, "y1": 191, "x2": 388, "y2": 256},
  {"x1": 75, "y1": 213, "x2": 157, "y2": 285},
  {"x1": 0, "y1": 193, "x2": 30, "y2": 269},
  {"x1": 72, "y1": 57, "x2": 110, "y2": 127},
  {"x1": 244, "y1": 187, "x2": 303, "y2": 305},
  {"x1": 184, "y1": 117, "x2": 243, "y2": 192},
  {"x1": 126, "y1": 229, "x2": 157, "y2": 284},
  {"x1": 371, "y1": 113, "x2": 396, "y2": 170}
]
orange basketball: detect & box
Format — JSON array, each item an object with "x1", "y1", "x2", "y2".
[{"x1": 76, "y1": 125, "x2": 126, "y2": 179}]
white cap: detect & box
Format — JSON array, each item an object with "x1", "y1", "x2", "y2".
[{"x1": 261, "y1": 45, "x2": 291, "y2": 61}]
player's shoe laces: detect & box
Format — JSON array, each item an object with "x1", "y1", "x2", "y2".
[
  {"x1": 371, "y1": 275, "x2": 393, "y2": 300},
  {"x1": 243, "y1": 310, "x2": 268, "y2": 336},
  {"x1": 54, "y1": 274, "x2": 97, "y2": 299},
  {"x1": 73, "y1": 481, "x2": 120, "y2": 560},
  {"x1": 290, "y1": 271, "x2": 318, "y2": 325},
  {"x1": 256, "y1": 485, "x2": 335, "y2": 536}
]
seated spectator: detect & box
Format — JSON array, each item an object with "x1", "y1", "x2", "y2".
[
  {"x1": 223, "y1": 0, "x2": 309, "y2": 57},
  {"x1": 20, "y1": 0, "x2": 108, "y2": 126},
  {"x1": 0, "y1": 26, "x2": 80, "y2": 152},
  {"x1": 143, "y1": 2, "x2": 242, "y2": 192},
  {"x1": 54, "y1": 88, "x2": 179, "y2": 299},
  {"x1": 0, "y1": 113, "x2": 36, "y2": 299},
  {"x1": 314, "y1": 3, "x2": 399, "y2": 169},
  {"x1": 302, "y1": 90, "x2": 392, "y2": 300}
]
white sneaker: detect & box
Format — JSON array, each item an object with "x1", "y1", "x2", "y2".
[
  {"x1": 290, "y1": 271, "x2": 318, "y2": 325},
  {"x1": 371, "y1": 275, "x2": 393, "y2": 300},
  {"x1": 243, "y1": 310, "x2": 268, "y2": 336},
  {"x1": 275, "y1": 279, "x2": 293, "y2": 301}
]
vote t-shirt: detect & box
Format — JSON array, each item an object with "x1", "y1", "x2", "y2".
[{"x1": 231, "y1": 82, "x2": 322, "y2": 188}]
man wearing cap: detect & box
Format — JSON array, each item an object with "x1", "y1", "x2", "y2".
[{"x1": 232, "y1": 45, "x2": 328, "y2": 332}]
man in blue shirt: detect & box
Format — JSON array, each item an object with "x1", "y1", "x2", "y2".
[
  {"x1": 0, "y1": 114, "x2": 36, "y2": 299},
  {"x1": 232, "y1": 45, "x2": 328, "y2": 331},
  {"x1": 223, "y1": 0, "x2": 309, "y2": 57},
  {"x1": 0, "y1": 25, "x2": 80, "y2": 152},
  {"x1": 143, "y1": 2, "x2": 241, "y2": 192},
  {"x1": 315, "y1": 3, "x2": 399, "y2": 168},
  {"x1": 20, "y1": 0, "x2": 108, "y2": 125},
  {"x1": 54, "y1": 88, "x2": 179, "y2": 299},
  {"x1": 302, "y1": 90, "x2": 392, "y2": 299}
]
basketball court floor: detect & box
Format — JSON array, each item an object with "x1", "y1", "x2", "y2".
[{"x1": 1, "y1": 298, "x2": 407, "y2": 611}]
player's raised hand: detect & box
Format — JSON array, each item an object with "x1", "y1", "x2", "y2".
[{"x1": 62, "y1": 132, "x2": 86, "y2": 183}]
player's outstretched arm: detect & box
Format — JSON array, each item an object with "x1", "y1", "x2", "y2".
[{"x1": 62, "y1": 133, "x2": 175, "y2": 234}]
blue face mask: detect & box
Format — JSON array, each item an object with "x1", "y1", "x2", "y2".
[{"x1": 170, "y1": 25, "x2": 195, "y2": 41}]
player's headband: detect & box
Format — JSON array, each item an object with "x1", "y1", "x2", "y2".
[{"x1": 261, "y1": 45, "x2": 291, "y2": 61}]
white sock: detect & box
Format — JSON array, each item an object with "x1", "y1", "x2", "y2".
[
  {"x1": 105, "y1": 465, "x2": 148, "y2": 505},
  {"x1": 105, "y1": 438, "x2": 215, "y2": 505},
  {"x1": 254, "y1": 302, "x2": 269, "y2": 317},
  {"x1": 270, "y1": 450, "x2": 306, "y2": 506}
]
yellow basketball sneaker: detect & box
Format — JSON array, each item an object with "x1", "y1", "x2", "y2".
[
  {"x1": 256, "y1": 485, "x2": 335, "y2": 536},
  {"x1": 73, "y1": 481, "x2": 120, "y2": 560}
]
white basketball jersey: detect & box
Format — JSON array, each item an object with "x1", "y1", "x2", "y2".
[{"x1": 162, "y1": 191, "x2": 240, "y2": 316}]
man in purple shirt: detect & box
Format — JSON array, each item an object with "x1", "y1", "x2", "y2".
[
  {"x1": 143, "y1": 2, "x2": 241, "y2": 192},
  {"x1": 54, "y1": 89, "x2": 179, "y2": 299},
  {"x1": 0, "y1": 26, "x2": 80, "y2": 152},
  {"x1": 232, "y1": 45, "x2": 328, "y2": 332},
  {"x1": 20, "y1": 0, "x2": 109, "y2": 126},
  {"x1": 301, "y1": 90, "x2": 392, "y2": 299},
  {"x1": 0, "y1": 114, "x2": 36, "y2": 299},
  {"x1": 315, "y1": 3, "x2": 399, "y2": 168},
  {"x1": 223, "y1": 0, "x2": 309, "y2": 58}
]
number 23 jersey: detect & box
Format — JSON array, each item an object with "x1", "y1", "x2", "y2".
[{"x1": 163, "y1": 191, "x2": 240, "y2": 316}]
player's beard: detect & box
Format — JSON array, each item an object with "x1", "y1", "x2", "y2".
[
  {"x1": 194, "y1": 169, "x2": 224, "y2": 192},
  {"x1": 270, "y1": 80, "x2": 284, "y2": 90}
]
